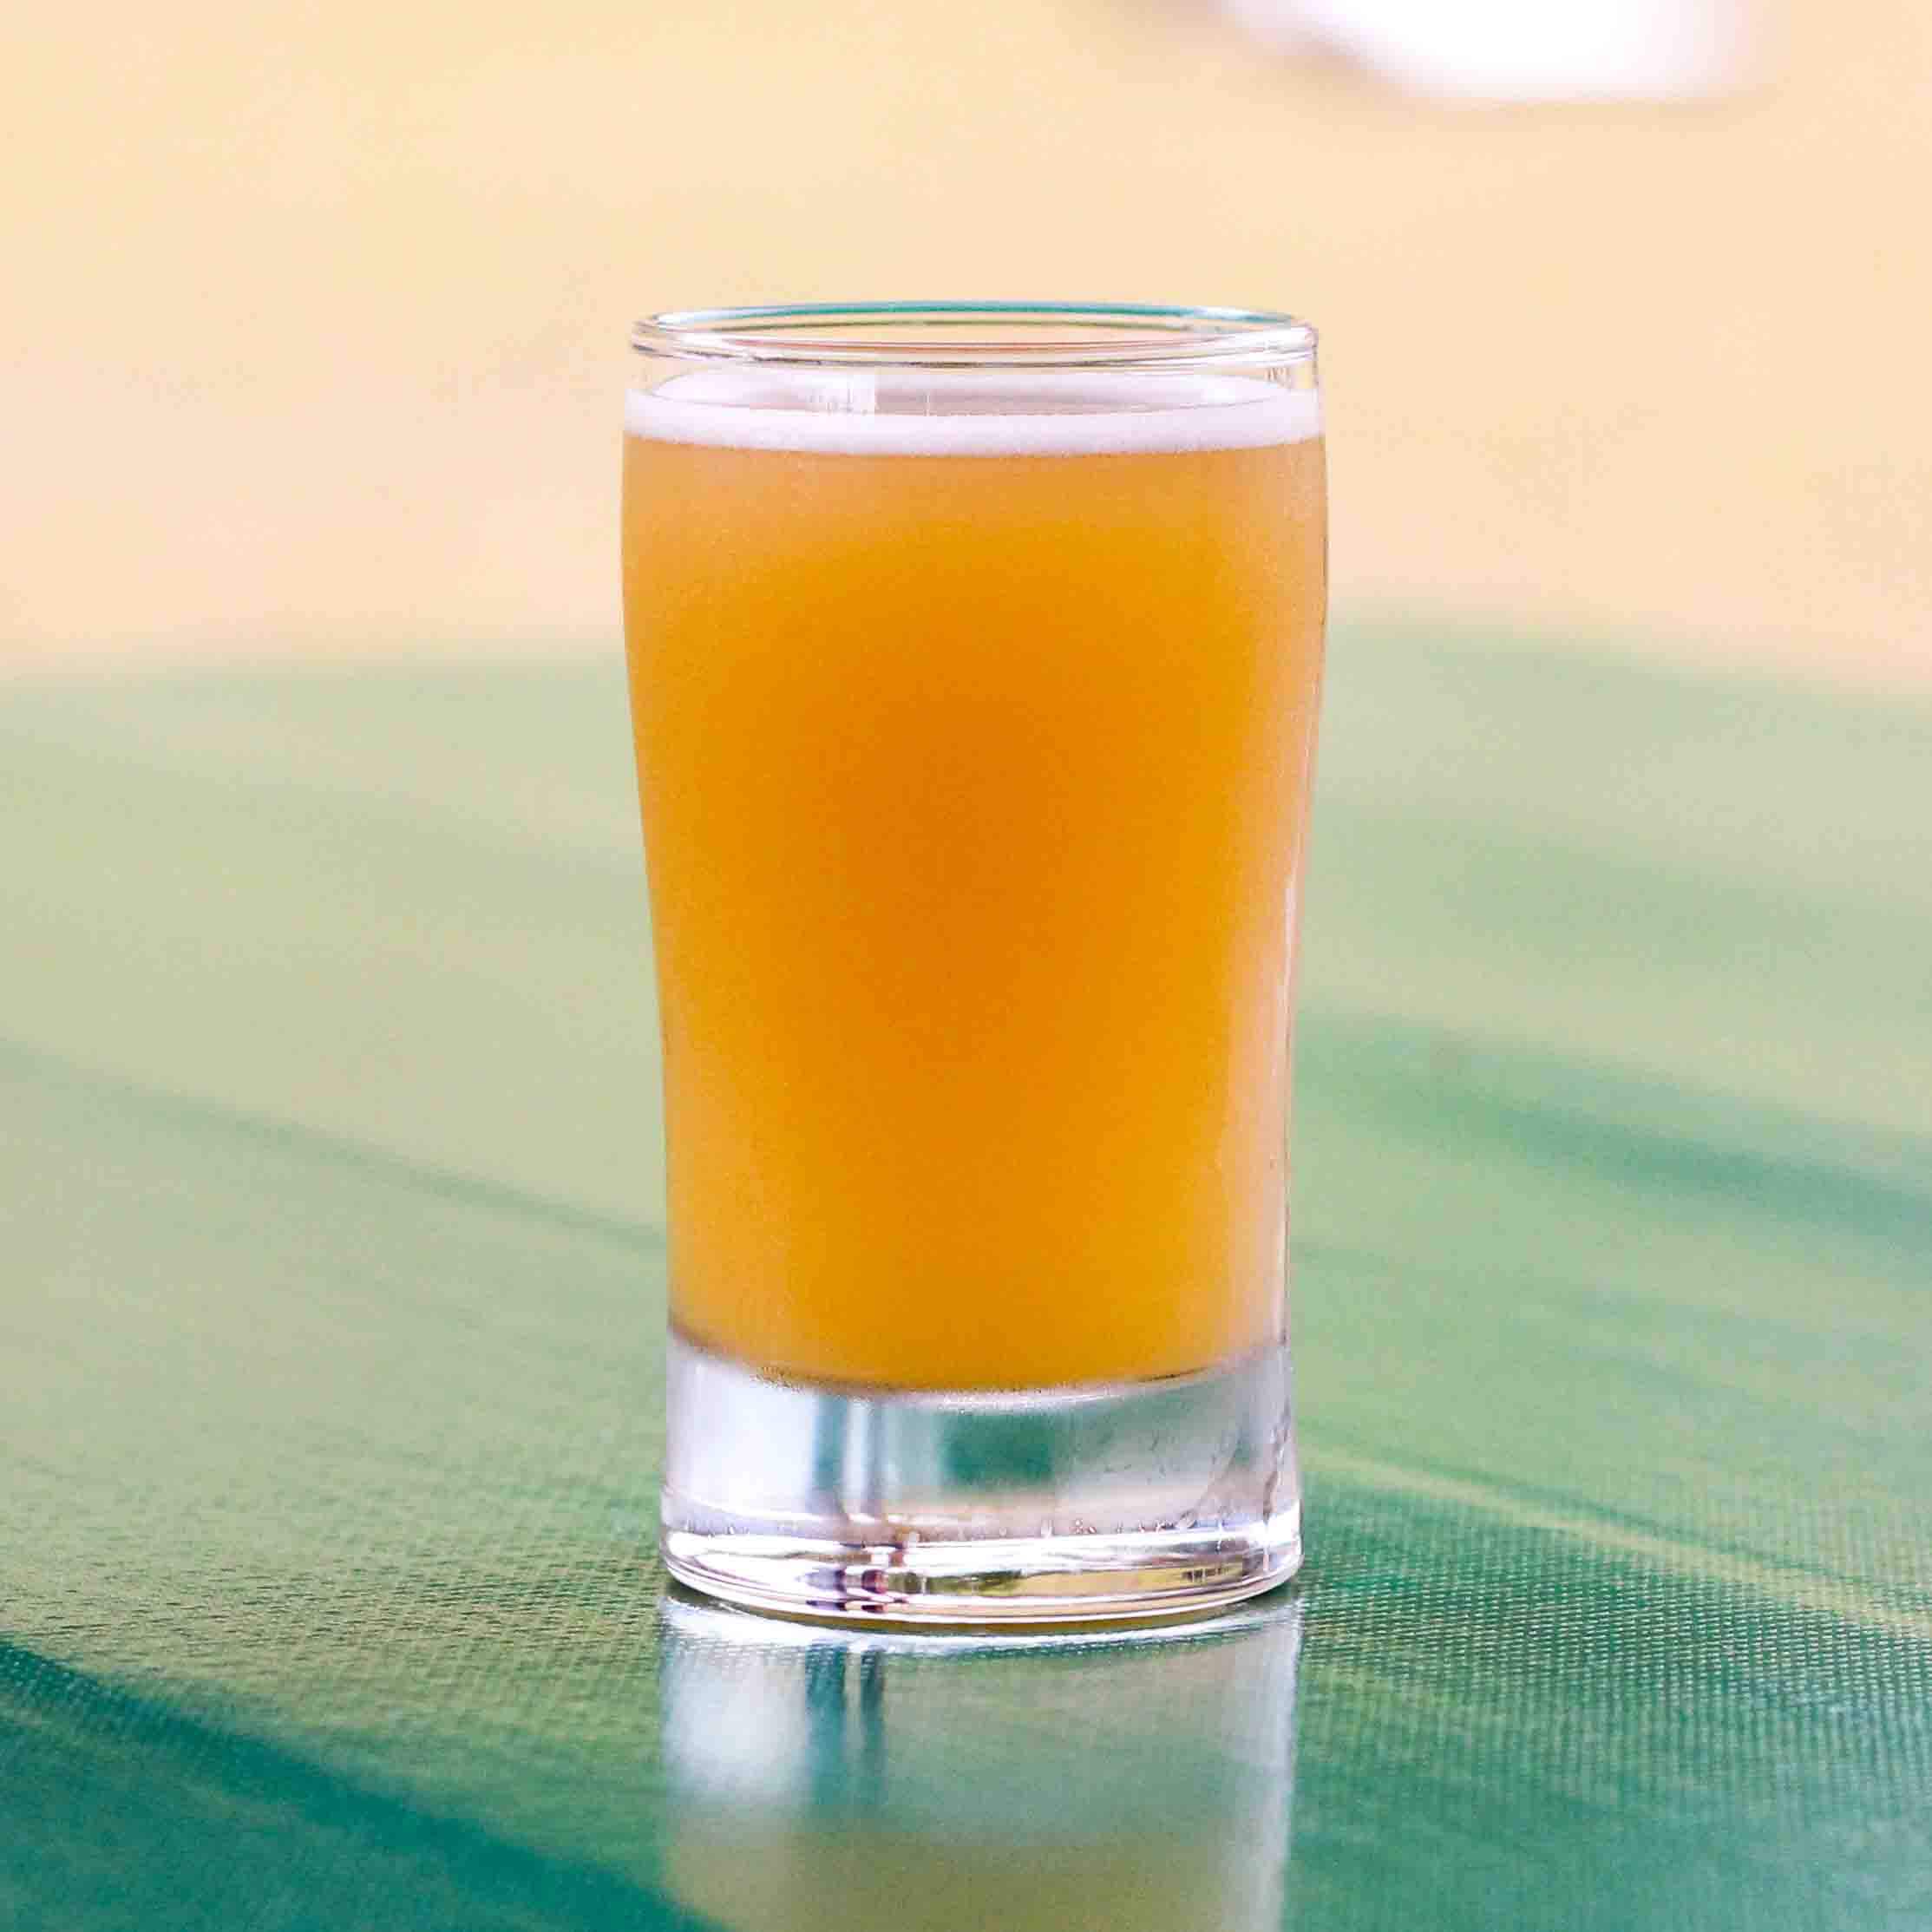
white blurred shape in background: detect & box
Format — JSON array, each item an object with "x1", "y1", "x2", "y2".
[{"x1": 1221, "y1": 0, "x2": 1753, "y2": 100}]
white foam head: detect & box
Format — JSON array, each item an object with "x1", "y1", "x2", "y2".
[{"x1": 625, "y1": 368, "x2": 1320, "y2": 456}]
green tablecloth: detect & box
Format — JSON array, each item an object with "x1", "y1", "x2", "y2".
[{"x1": 3, "y1": 629, "x2": 1928, "y2": 1929}]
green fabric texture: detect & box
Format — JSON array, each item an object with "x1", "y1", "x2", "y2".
[{"x1": 3, "y1": 628, "x2": 1928, "y2": 1929}]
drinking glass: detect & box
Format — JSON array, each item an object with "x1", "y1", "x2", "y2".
[{"x1": 622, "y1": 303, "x2": 1326, "y2": 1621}]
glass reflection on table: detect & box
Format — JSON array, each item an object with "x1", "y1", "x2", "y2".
[{"x1": 658, "y1": 1590, "x2": 1302, "y2": 1931}]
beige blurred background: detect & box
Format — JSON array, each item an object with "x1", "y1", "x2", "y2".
[{"x1": 4, "y1": 0, "x2": 1928, "y2": 684}]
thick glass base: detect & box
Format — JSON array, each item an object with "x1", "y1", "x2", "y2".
[{"x1": 662, "y1": 1333, "x2": 1302, "y2": 1625}]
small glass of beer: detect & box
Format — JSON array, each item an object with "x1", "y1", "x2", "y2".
[{"x1": 622, "y1": 304, "x2": 1326, "y2": 1622}]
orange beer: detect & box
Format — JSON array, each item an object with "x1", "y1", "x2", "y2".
[{"x1": 623, "y1": 367, "x2": 1325, "y2": 1393}]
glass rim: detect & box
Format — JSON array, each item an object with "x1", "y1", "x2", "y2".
[{"x1": 629, "y1": 302, "x2": 1317, "y2": 370}]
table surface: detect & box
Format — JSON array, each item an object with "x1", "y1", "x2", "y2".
[{"x1": 3, "y1": 628, "x2": 1929, "y2": 1931}]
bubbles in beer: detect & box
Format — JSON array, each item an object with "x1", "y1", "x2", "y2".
[{"x1": 625, "y1": 368, "x2": 1320, "y2": 455}]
